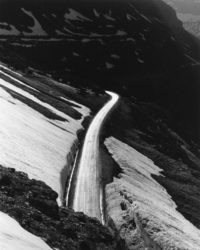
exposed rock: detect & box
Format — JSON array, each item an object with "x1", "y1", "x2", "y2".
[{"x1": 0, "y1": 165, "x2": 121, "y2": 250}]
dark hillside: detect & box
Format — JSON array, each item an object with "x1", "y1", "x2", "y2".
[{"x1": 0, "y1": 0, "x2": 199, "y2": 142}]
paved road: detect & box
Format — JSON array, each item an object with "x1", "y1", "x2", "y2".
[{"x1": 72, "y1": 91, "x2": 119, "y2": 222}]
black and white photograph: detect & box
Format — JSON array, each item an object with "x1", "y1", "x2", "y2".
[{"x1": 0, "y1": 0, "x2": 200, "y2": 249}]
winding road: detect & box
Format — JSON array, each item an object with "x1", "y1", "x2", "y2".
[
  {"x1": 0, "y1": 64, "x2": 119, "y2": 223},
  {"x1": 72, "y1": 91, "x2": 119, "y2": 223}
]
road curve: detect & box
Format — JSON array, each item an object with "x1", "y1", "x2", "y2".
[{"x1": 72, "y1": 91, "x2": 119, "y2": 222}]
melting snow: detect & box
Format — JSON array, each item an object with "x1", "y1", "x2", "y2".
[
  {"x1": 126, "y1": 14, "x2": 136, "y2": 21},
  {"x1": 137, "y1": 58, "x2": 144, "y2": 64},
  {"x1": 12, "y1": 43, "x2": 33, "y2": 48},
  {"x1": 65, "y1": 9, "x2": 92, "y2": 22},
  {"x1": 60, "y1": 96, "x2": 90, "y2": 119},
  {"x1": 0, "y1": 79, "x2": 71, "y2": 121},
  {"x1": 110, "y1": 54, "x2": 120, "y2": 59},
  {"x1": 0, "y1": 78, "x2": 90, "y2": 206},
  {"x1": 0, "y1": 212, "x2": 52, "y2": 250},
  {"x1": 105, "y1": 62, "x2": 114, "y2": 69},
  {"x1": 116, "y1": 30, "x2": 127, "y2": 36},
  {"x1": 0, "y1": 64, "x2": 22, "y2": 77},
  {"x1": 0, "y1": 24, "x2": 20, "y2": 36},
  {"x1": 93, "y1": 9, "x2": 100, "y2": 18},
  {"x1": 104, "y1": 15, "x2": 115, "y2": 21},
  {"x1": 72, "y1": 52, "x2": 80, "y2": 57},
  {"x1": 127, "y1": 37, "x2": 136, "y2": 43},
  {"x1": 105, "y1": 137, "x2": 200, "y2": 249},
  {"x1": 21, "y1": 8, "x2": 47, "y2": 36},
  {"x1": 140, "y1": 14, "x2": 152, "y2": 23},
  {"x1": 0, "y1": 70, "x2": 39, "y2": 92},
  {"x1": 55, "y1": 29, "x2": 65, "y2": 36},
  {"x1": 104, "y1": 11, "x2": 115, "y2": 22},
  {"x1": 81, "y1": 38, "x2": 91, "y2": 43}
]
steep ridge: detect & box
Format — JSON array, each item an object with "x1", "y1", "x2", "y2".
[{"x1": 0, "y1": 0, "x2": 199, "y2": 142}]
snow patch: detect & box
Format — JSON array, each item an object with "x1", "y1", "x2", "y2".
[
  {"x1": 105, "y1": 137, "x2": 200, "y2": 250},
  {"x1": 0, "y1": 24, "x2": 20, "y2": 36},
  {"x1": 105, "y1": 62, "x2": 114, "y2": 69},
  {"x1": 72, "y1": 52, "x2": 80, "y2": 57},
  {"x1": 21, "y1": 8, "x2": 47, "y2": 36},
  {"x1": 127, "y1": 37, "x2": 136, "y2": 43},
  {"x1": 116, "y1": 30, "x2": 127, "y2": 36},
  {"x1": 65, "y1": 9, "x2": 92, "y2": 22},
  {"x1": 0, "y1": 64, "x2": 22, "y2": 77},
  {"x1": 60, "y1": 96, "x2": 90, "y2": 119},
  {"x1": 0, "y1": 70, "x2": 39, "y2": 92},
  {"x1": 126, "y1": 14, "x2": 136, "y2": 21},
  {"x1": 93, "y1": 9, "x2": 100, "y2": 18},
  {"x1": 81, "y1": 38, "x2": 91, "y2": 43},
  {"x1": 137, "y1": 58, "x2": 144, "y2": 64},
  {"x1": 0, "y1": 78, "x2": 90, "y2": 206},
  {"x1": 12, "y1": 43, "x2": 33, "y2": 48},
  {"x1": 0, "y1": 212, "x2": 52, "y2": 250},
  {"x1": 140, "y1": 14, "x2": 152, "y2": 23},
  {"x1": 110, "y1": 54, "x2": 120, "y2": 59},
  {"x1": 104, "y1": 11, "x2": 115, "y2": 22}
]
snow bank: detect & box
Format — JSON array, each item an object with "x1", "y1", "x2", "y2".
[
  {"x1": 64, "y1": 9, "x2": 92, "y2": 22},
  {"x1": 0, "y1": 212, "x2": 52, "y2": 250},
  {"x1": 0, "y1": 78, "x2": 90, "y2": 206},
  {"x1": 60, "y1": 96, "x2": 89, "y2": 118},
  {"x1": 0, "y1": 24, "x2": 20, "y2": 36},
  {"x1": 105, "y1": 137, "x2": 200, "y2": 250},
  {"x1": 21, "y1": 8, "x2": 47, "y2": 36}
]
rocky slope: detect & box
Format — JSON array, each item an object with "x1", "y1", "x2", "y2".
[
  {"x1": 0, "y1": 0, "x2": 199, "y2": 142},
  {"x1": 0, "y1": 165, "x2": 122, "y2": 250},
  {"x1": 105, "y1": 137, "x2": 200, "y2": 250},
  {"x1": 102, "y1": 97, "x2": 200, "y2": 249}
]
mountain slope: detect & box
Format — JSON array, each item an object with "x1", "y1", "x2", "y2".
[
  {"x1": 0, "y1": 64, "x2": 123, "y2": 249},
  {"x1": 0, "y1": 65, "x2": 91, "y2": 206},
  {"x1": 0, "y1": 0, "x2": 199, "y2": 142},
  {"x1": 0, "y1": 0, "x2": 200, "y2": 249}
]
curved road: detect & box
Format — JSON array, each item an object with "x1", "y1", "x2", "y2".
[{"x1": 72, "y1": 91, "x2": 119, "y2": 223}]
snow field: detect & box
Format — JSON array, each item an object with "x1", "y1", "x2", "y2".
[
  {"x1": 0, "y1": 212, "x2": 52, "y2": 250},
  {"x1": 105, "y1": 137, "x2": 200, "y2": 250},
  {"x1": 0, "y1": 78, "x2": 90, "y2": 206}
]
